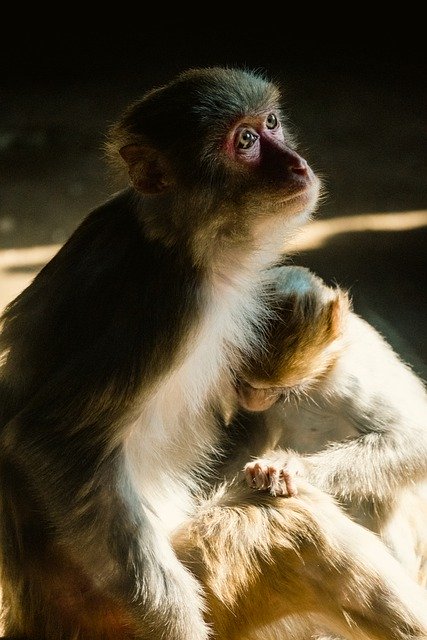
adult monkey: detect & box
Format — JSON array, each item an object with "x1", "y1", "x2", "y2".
[{"x1": 0, "y1": 67, "x2": 426, "y2": 640}]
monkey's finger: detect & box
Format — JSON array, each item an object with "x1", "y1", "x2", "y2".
[
  {"x1": 244, "y1": 461, "x2": 273, "y2": 490},
  {"x1": 267, "y1": 466, "x2": 287, "y2": 497},
  {"x1": 253, "y1": 463, "x2": 272, "y2": 490},
  {"x1": 243, "y1": 462, "x2": 263, "y2": 488},
  {"x1": 280, "y1": 469, "x2": 298, "y2": 497}
]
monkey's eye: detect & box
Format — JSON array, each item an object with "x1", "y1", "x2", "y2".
[
  {"x1": 235, "y1": 128, "x2": 259, "y2": 150},
  {"x1": 266, "y1": 113, "x2": 278, "y2": 129}
]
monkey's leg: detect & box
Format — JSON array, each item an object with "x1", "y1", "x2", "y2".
[{"x1": 173, "y1": 479, "x2": 427, "y2": 640}]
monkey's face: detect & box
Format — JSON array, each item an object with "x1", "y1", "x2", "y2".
[{"x1": 221, "y1": 110, "x2": 320, "y2": 220}]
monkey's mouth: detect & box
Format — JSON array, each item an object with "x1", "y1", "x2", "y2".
[
  {"x1": 283, "y1": 188, "x2": 311, "y2": 202},
  {"x1": 280, "y1": 182, "x2": 320, "y2": 207},
  {"x1": 281, "y1": 172, "x2": 321, "y2": 206}
]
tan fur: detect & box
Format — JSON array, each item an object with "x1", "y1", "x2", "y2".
[{"x1": 174, "y1": 480, "x2": 427, "y2": 640}]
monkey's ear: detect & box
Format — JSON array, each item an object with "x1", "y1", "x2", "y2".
[
  {"x1": 327, "y1": 290, "x2": 351, "y2": 340},
  {"x1": 119, "y1": 144, "x2": 173, "y2": 194}
]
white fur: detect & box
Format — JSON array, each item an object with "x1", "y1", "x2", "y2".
[{"x1": 124, "y1": 250, "x2": 270, "y2": 532}]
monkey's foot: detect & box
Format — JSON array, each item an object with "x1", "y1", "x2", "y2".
[{"x1": 243, "y1": 456, "x2": 304, "y2": 497}]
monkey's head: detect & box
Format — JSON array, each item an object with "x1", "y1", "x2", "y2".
[
  {"x1": 106, "y1": 67, "x2": 321, "y2": 254},
  {"x1": 237, "y1": 266, "x2": 351, "y2": 411}
]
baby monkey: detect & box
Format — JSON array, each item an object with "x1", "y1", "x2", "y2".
[{"x1": 236, "y1": 265, "x2": 427, "y2": 586}]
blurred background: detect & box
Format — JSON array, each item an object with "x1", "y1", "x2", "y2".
[{"x1": 1, "y1": 28, "x2": 426, "y2": 375}]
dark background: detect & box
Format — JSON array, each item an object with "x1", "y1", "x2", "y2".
[{"x1": 1, "y1": 28, "x2": 426, "y2": 373}]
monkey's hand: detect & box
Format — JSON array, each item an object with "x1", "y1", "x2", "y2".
[{"x1": 244, "y1": 454, "x2": 306, "y2": 497}]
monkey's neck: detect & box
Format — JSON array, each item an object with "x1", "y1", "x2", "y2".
[
  {"x1": 208, "y1": 217, "x2": 307, "y2": 281},
  {"x1": 136, "y1": 189, "x2": 305, "y2": 278}
]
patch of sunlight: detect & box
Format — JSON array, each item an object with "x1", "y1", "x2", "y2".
[
  {"x1": 288, "y1": 209, "x2": 427, "y2": 252},
  {"x1": 0, "y1": 244, "x2": 61, "y2": 313}
]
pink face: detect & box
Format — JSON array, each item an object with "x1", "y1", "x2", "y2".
[{"x1": 224, "y1": 111, "x2": 319, "y2": 208}]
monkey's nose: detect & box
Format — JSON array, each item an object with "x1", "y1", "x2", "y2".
[{"x1": 290, "y1": 158, "x2": 309, "y2": 176}]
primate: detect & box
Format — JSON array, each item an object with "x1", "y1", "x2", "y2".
[
  {"x1": 0, "y1": 67, "x2": 426, "y2": 640},
  {"x1": 234, "y1": 265, "x2": 427, "y2": 584}
]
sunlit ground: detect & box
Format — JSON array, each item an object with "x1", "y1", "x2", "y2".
[
  {"x1": 1, "y1": 209, "x2": 426, "y2": 314},
  {"x1": 286, "y1": 210, "x2": 427, "y2": 251}
]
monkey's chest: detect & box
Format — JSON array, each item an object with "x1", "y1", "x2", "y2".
[
  {"x1": 266, "y1": 398, "x2": 359, "y2": 454},
  {"x1": 124, "y1": 290, "x2": 259, "y2": 531},
  {"x1": 124, "y1": 349, "x2": 235, "y2": 532}
]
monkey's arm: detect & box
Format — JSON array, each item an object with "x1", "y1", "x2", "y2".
[{"x1": 304, "y1": 313, "x2": 427, "y2": 504}]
